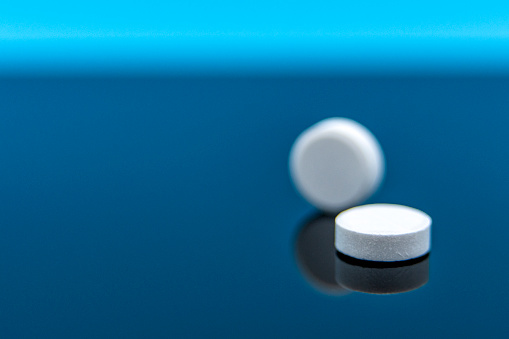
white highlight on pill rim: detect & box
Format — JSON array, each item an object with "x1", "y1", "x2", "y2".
[
  {"x1": 335, "y1": 204, "x2": 432, "y2": 262},
  {"x1": 289, "y1": 118, "x2": 385, "y2": 213}
]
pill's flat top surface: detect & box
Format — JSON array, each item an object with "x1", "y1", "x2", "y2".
[
  {"x1": 337, "y1": 204, "x2": 431, "y2": 236},
  {"x1": 290, "y1": 118, "x2": 384, "y2": 213}
]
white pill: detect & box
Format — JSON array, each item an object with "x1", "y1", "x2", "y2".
[
  {"x1": 289, "y1": 118, "x2": 385, "y2": 213},
  {"x1": 335, "y1": 204, "x2": 431, "y2": 262}
]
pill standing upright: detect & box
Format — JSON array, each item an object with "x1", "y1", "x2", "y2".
[{"x1": 289, "y1": 118, "x2": 385, "y2": 213}]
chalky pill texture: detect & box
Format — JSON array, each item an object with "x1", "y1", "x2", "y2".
[
  {"x1": 289, "y1": 118, "x2": 385, "y2": 213},
  {"x1": 335, "y1": 204, "x2": 431, "y2": 262}
]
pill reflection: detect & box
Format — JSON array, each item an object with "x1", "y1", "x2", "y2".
[
  {"x1": 295, "y1": 214, "x2": 350, "y2": 295},
  {"x1": 335, "y1": 253, "x2": 429, "y2": 295}
]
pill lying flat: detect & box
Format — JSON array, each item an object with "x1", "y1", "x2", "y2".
[
  {"x1": 289, "y1": 118, "x2": 385, "y2": 213},
  {"x1": 335, "y1": 204, "x2": 431, "y2": 262}
]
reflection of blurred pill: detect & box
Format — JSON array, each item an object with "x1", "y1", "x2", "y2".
[
  {"x1": 289, "y1": 118, "x2": 385, "y2": 214},
  {"x1": 335, "y1": 204, "x2": 431, "y2": 262},
  {"x1": 295, "y1": 214, "x2": 350, "y2": 295}
]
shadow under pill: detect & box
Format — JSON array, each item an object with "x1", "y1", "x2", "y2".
[
  {"x1": 294, "y1": 213, "x2": 430, "y2": 296},
  {"x1": 335, "y1": 252, "x2": 430, "y2": 295}
]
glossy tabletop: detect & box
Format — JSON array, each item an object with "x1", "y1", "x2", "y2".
[{"x1": 0, "y1": 77, "x2": 508, "y2": 337}]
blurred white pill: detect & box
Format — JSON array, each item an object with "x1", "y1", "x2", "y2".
[
  {"x1": 335, "y1": 204, "x2": 431, "y2": 262},
  {"x1": 289, "y1": 118, "x2": 385, "y2": 213}
]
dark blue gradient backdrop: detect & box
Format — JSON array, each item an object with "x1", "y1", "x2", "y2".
[{"x1": 0, "y1": 77, "x2": 508, "y2": 337}]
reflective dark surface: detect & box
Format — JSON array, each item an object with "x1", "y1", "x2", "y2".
[
  {"x1": 335, "y1": 252, "x2": 429, "y2": 294},
  {"x1": 295, "y1": 214, "x2": 350, "y2": 295},
  {"x1": 295, "y1": 213, "x2": 429, "y2": 295},
  {"x1": 1, "y1": 77, "x2": 509, "y2": 338}
]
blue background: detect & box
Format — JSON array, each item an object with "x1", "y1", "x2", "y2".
[
  {"x1": 1, "y1": 2, "x2": 509, "y2": 337},
  {"x1": 0, "y1": 77, "x2": 508, "y2": 337}
]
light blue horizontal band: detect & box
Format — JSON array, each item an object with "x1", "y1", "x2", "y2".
[{"x1": 2, "y1": 1, "x2": 509, "y2": 75}]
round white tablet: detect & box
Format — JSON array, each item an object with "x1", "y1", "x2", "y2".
[
  {"x1": 289, "y1": 118, "x2": 385, "y2": 213},
  {"x1": 335, "y1": 204, "x2": 431, "y2": 262}
]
